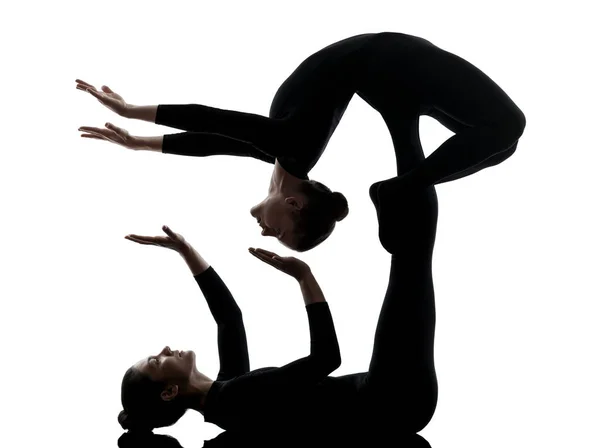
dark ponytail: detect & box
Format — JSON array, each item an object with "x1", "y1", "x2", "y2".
[{"x1": 292, "y1": 180, "x2": 349, "y2": 252}]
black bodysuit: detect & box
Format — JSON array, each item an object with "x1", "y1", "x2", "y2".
[
  {"x1": 194, "y1": 267, "x2": 362, "y2": 431},
  {"x1": 156, "y1": 32, "x2": 525, "y2": 190},
  {"x1": 155, "y1": 32, "x2": 525, "y2": 432}
]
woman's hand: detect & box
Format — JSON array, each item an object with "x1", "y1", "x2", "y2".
[
  {"x1": 248, "y1": 248, "x2": 311, "y2": 281},
  {"x1": 76, "y1": 79, "x2": 130, "y2": 116},
  {"x1": 78, "y1": 122, "x2": 146, "y2": 150},
  {"x1": 125, "y1": 225, "x2": 191, "y2": 254}
]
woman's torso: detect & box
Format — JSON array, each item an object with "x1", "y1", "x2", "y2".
[
  {"x1": 203, "y1": 368, "x2": 368, "y2": 430},
  {"x1": 270, "y1": 32, "x2": 440, "y2": 177}
]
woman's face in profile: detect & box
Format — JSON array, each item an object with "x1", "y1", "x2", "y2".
[
  {"x1": 250, "y1": 194, "x2": 301, "y2": 249},
  {"x1": 134, "y1": 346, "x2": 196, "y2": 383}
]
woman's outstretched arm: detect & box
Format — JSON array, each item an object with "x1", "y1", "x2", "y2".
[
  {"x1": 127, "y1": 104, "x2": 289, "y2": 161},
  {"x1": 125, "y1": 226, "x2": 250, "y2": 380},
  {"x1": 78, "y1": 123, "x2": 278, "y2": 164},
  {"x1": 76, "y1": 80, "x2": 288, "y2": 161},
  {"x1": 191, "y1": 262, "x2": 251, "y2": 381},
  {"x1": 127, "y1": 104, "x2": 288, "y2": 149},
  {"x1": 136, "y1": 133, "x2": 278, "y2": 164}
]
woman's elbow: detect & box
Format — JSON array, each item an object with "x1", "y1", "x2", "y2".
[{"x1": 319, "y1": 348, "x2": 341, "y2": 372}]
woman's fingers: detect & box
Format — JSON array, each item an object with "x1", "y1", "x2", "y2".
[
  {"x1": 80, "y1": 134, "x2": 105, "y2": 140},
  {"x1": 254, "y1": 248, "x2": 280, "y2": 258},
  {"x1": 76, "y1": 84, "x2": 96, "y2": 93},
  {"x1": 162, "y1": 225, "x2": 179, "y2": 239},
  {"x1": 124, "y1": 235, "x2": 156, "y2": 246},
  {"x1": 250, "y1": 247, "x2": 279, "y2": 258},
  {"x1": 125, "y1": 234, "x2": 166, "y2": 244},
  {"x1": 86, "y1": 88, "x2": 103, "y2": 98},
  {"x1": 78, "y1": 129, "x2": 112, "y2": 142},
  {"x1": 75, "y1": 79, "x2": 95, "y2": 89},
  {"x1": 79, "y1": 130, "x2": 106, "y2": 139},
  {"x1": 78, "y1": 126, "x2": 107, "y2": 135},
  {"x1": 249, "y1": 251, "x2": 278, "y2": 267},
  {"x1": 105, "y1": 122, "x2": 123, "y2": 133},
  {"x1": 248, "y1": 248, "x2": 284, "y2": 267},
  {"x1": 248, "y1": 248, "x2": 269, "y2": 261},
  {"x1": 101, "y1": 85, "x2": 114, "y2": 93},
  {"x1": 78, "y1": 124, "x2": 122, "y2": 139},
  {"x1": 125, "y1": 234, "x2": 155, "y2": 242}
]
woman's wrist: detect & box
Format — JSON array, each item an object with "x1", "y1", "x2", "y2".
[
  {"x1": 298, "y1": 272, "x2": 326, "y2": 305},
  {"x1": 133, "y1": 135, "x2": 163, "y2": 152},
  {"x1": 179, "y1": 244, "x2": 210, "y2": 276},
  {"x1": 123, "y1": 104, "x2": 158, "y2": 122}
]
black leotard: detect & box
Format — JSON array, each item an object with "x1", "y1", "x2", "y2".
[
  {"x1": 195, "y1": 266, "x2": 362, "y2": 431},
  {"x1": 155, "y1": 32, "x2": 525, "y2": 187}
]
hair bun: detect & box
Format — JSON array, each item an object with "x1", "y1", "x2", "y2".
[
  {"x1": 331, "y1": 192, "x2": 349, "y2": 222},
  {"x1": 119, "y1": 410, "x2": 154, "y2": 433},
  {"x1": 118, "y1": 410, "x2": 131, "y2": 430}
]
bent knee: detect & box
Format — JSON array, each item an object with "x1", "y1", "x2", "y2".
[{"x1": 503, "y1": 106, "x2": 526, "y2": 141}]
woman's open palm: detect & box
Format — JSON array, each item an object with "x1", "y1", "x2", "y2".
[
  {"x1": 76, "y1": 79, "x2": 129, "y2": 116},
  {"x1": 125, "y1": 225, "x2": 189, "y2": 253},
  {"x1": 248, "y1": 248, "x2": 311, "y2": 281},
  {"x1": 78, "y1": 122, "x2": 142, "y2": 150}
]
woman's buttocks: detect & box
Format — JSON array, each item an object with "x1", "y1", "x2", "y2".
[
  {"x1": 355, "y1": 32, "x2": 441, "y2": 112},
  {"x1": 269, "y1": 33, "x2": 378, "y2": 120}
]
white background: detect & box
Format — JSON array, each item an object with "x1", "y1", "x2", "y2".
[{"x1": 2, "y1": 1, "x2": 599, "y2": 447}]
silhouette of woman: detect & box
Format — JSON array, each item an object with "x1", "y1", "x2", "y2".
[
  {"x1": 77, "y1": 31, "x2": 525, "y2": 252},
  {"x1": 118, "y1": 207, "x2": 437, "y2": 434}
]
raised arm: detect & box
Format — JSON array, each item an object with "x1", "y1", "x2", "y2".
[
  {"x1": 247, "y1": 249, "x2": 341, "y2": 383},
  {"x1": 192, "y1": 263, "x2": 250, "y2": 381},
  {"x1": 125, "y1": 226, "x2": 250, "y2": 380},
  {"x1": 273, "y1": 272, "x2": 341, "y2": 383}
]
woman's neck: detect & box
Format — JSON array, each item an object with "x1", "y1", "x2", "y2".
[
  {"x1": 272, "y1": 159, "x2": 305, "y2": 193},
  {"x1": 185, "y1": 371, "x2": 215, "y2": 414}
]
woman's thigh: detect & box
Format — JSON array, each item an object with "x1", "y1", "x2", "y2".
[
  {"x1": 359, "y1": 32, "x2": 524, "y2": 129},
  {"x1": 414, "y1": 44, "x2": 525, "y2": 128}
]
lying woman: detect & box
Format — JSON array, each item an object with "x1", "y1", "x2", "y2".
[{"x1": 119, "y1": 200, "x2": 439, "y2": 434}]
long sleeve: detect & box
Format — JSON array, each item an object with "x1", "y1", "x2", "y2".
[
  {"x1": 156, "y1": 104, "x2": 292, "y2": 162},
  {"x1": 162, "y1": 132, "x2": 277, "y2": 164},
  {"x1": 202, "y1": 302, "x2": 341, "y2": 430},
  {"x1": 194, "y1": 266, "x2": 250, "y2": 380},
  {"x1": 274, "y1": 301, "x2": 341, "y2": 384},
  {"x1": 231, "y1": 302, "x2": 340, "y2": 389}
]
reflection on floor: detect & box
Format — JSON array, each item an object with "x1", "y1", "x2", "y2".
[{"x1": 117, "y1": 423, "x2": 431, "y2": 448}]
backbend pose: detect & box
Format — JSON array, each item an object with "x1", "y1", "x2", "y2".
[
  {"x1": 77, "y1": 31, "x2": 525, "y2": 252},
  {"x1": 119, "y1": 212, "x2": 438, "y2": 435}
]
